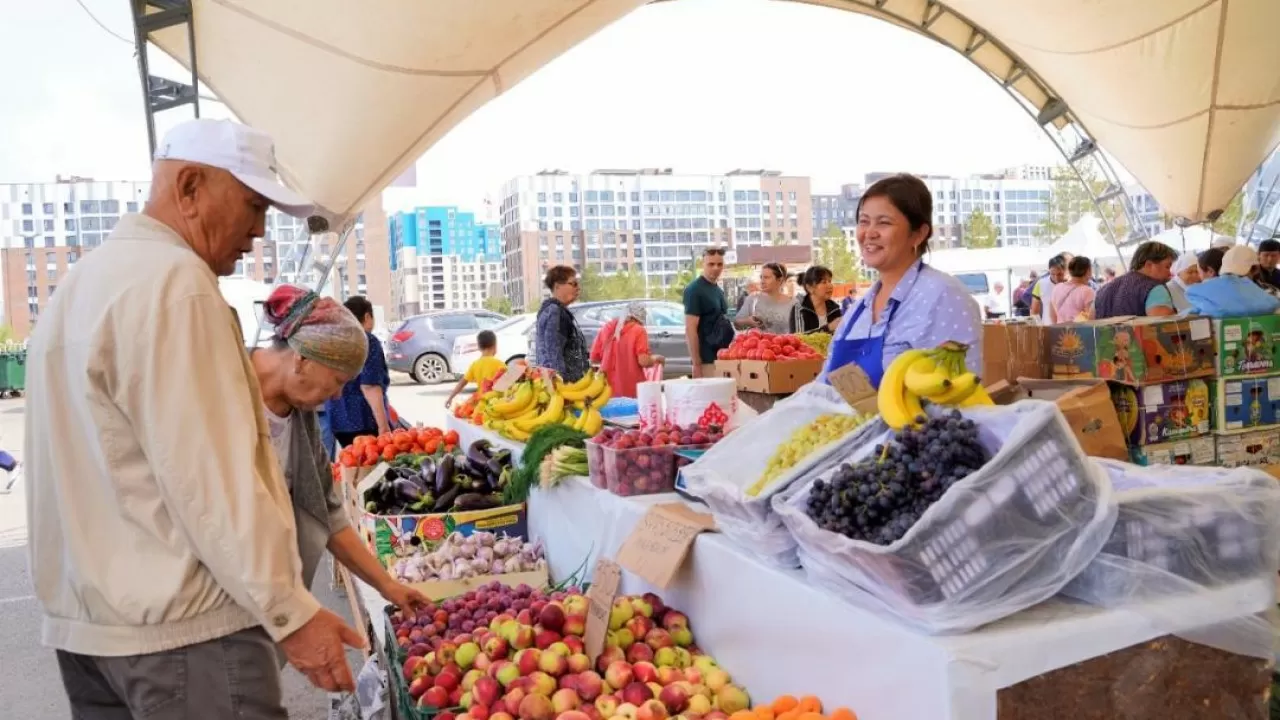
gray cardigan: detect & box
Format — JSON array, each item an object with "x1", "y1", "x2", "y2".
[{"x1": 280, "y1": 407, "x2": 351, "y2": 589}]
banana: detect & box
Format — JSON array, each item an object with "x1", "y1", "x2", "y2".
[
  {"x1": 559, "y1": 372, "x2": 605, "y2": 402},
  {"x1": 510, "y1": 404, "x2": 540, "y2": 423},
  {"x1": 928, "y1": 371, "x2": 979, "y2": 405},
  {"x1": 588, "y1": 381, "x2": 613, "y2": 409},
  {"x1": 877, "y1": 349, "x2": 928, "y2": 430},
  {"x1": 560, "y1": 370, "x2": 595, "y2": 393},
  {"x1": 561, "y1": 410, "x2": 579, "y2": 427},
  {"x1": 579, "y1": 407, "x2": 604, "y2": 436},
  {"x1": 503, "y1": 425, "x2": 532, "y2": 442},
  {"x1": 514, "y1": 393, "x2": 565, "y2": 432},
  {"x1": 903, "y1": 356, "x2": 952, "y2": 398},
  {"x1": 957, "y1": 385, "x2": 995, "y2": 408},
  {"x1": 490, "y1": 383, "x2": 535, "y2": 417}
]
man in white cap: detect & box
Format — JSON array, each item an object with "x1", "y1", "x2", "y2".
[{"x1": 26, "y1": 119, "x2": 363, "y2": 718}]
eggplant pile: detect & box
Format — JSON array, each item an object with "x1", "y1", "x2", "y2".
[{"x1": 362, "y1": 439, "x2": 515, "y2": 516}]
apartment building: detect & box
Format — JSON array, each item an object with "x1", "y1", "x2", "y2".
[
  {"x1": 497, "y1": 168, "x2": 813, "y2": 311},
  {"x1": 811, "y1": 183, "x2": 863, "y2": 238},
  {"x1": 387, "y1": 206, "x2": 504, "y2": 318},
  {"x1": 0, "y1": 178, "x2": 390, "y2": 338}
]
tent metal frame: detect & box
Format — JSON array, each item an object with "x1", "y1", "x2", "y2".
[{"x1": 130, "y1": 0, "x2": 202, "y2": 156}]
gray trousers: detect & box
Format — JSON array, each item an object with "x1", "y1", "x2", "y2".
[{"x1": 56, "y1": 627, "x2": 287, "y2": 719}]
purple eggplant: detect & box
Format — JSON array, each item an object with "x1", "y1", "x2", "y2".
[{"x1": 434, "y1": 453, "x2": 455, "y2": 495}]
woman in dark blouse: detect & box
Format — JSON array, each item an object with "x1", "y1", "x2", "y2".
[
  {"x1": 791, "y1": 265, "x2": 844, "y2": 334},
  {"x1": 534, "y1": 265, "x2": 589, "y2": 381}
]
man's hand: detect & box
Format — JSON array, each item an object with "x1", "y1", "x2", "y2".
[
  {"x1": 691, "y1": 363, "x2": 704, "y2": 379},
  {"x1": 279, "y1": 608, "x2": 365, "y2": 692},
  {"x1": 382, "y1": 582, "x2": 431, "y2": 619}
]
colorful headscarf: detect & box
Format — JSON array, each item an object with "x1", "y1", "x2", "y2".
[
  {"x1": 614, "y1": 300, "x2": 647, "y2": 340},
  {"x1": 263, "y1": 285, "x2": 368, "y2": 376}
]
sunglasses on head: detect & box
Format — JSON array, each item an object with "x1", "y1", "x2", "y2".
[{"x1": 704, "y1": 247, "x2": 725, "y2": 256}]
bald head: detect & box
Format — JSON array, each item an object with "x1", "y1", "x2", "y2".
[{"x1": 145, "y1": 159, "x2": 269, "y2": 276}]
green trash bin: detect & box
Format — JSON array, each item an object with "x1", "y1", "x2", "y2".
[{"x1": 6, "y1": 352, "x2": 24, "y2": 395}]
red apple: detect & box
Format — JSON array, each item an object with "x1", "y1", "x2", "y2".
[
  {"x1": 595, "y1": 695, "x2": 621, "y2": 718},
  {"x1": 552, "y1": 688, "x2": 580, "y2": 713},
  {"x1": 535, "y1": 630, "x2": 561, "y2": 650},
  {"x1": 655, "y1": 667, "x2": 682, "y2": 686},
  {"x1": 625, "y1": 616, "x2": 654, "y2": 642},
  {"x1": 437, "y1": 670, "x2": 462, "y2": 692},
  {"x1": 515, "y1": 649, "x2": 542, "y2": 677},
  {"x1": 503, "y1": 688, "x2": 527, "y2": 717},
  {"x1": 567, "y1": 653, "x2": 591, "y2": 674},
  {"x1": 604, "y1": 661, "x2": 633, "y2": 690},
  {"x1": 658, "y1": 685, "x2": 689, "y2": 714},
  {"x1": 661, "y1": 612, "x2": 688, "y2": 631},
  {"x1": 631, "y1": 662, "x2": 658, "y2": 685},
  {"x1": 558, "y1": 712, "x2": 591, "y2": 720},
  {"x1": 484, "y1": 636, "x2": 511, "y2": 660},
  {"x1": 529, "y1": 671, "x2": 557, "y2": 697},
  {"x1": 644, "y1": 629, "x2": 673, "y2": 650},
  {"x1": 423, "y1": 686, "x2": 451, "y2": 709},
  {"x1": 636, "y1": 699, "x2": 669, "y2": 720},
  {"x1": 576, "y1": 671, "x2": 604, "y2": 702},
  {"x1": 475, "y1": 677, "x2": 502, "y2": 708},
  {"x1": 409, "y1": 676, "x2": 432, "y2": 699},
  {"x1": 626, "y1": 643, "x2": 655, "y2": 664},
  {"x1": 471, "y1": 705, "x2": 491, "y2": 720},
  {"x1": 538, "y1": 651, "x2": 568, "y2": 677},
  {"x1": 539, "y1": 603, "x2": 566, "y2": 632},
  {"x1": 562, "y1": 613, "x2": 587, "y2": 637},
  {"x1": 596, "y1": 647, "x2": 626, "y2": 674},
  {"x1": 621, "y1": 682, "x2": 654, "y2": 707},
  {"x1": 563, "y1": 636, "x2": 585, "y2": 655},
  {"x1": 512, "y1": 626, "x2": 536, "y2": 650},
  {"x1": 491, "y1": 713, "x2": 514, "y2": 720},
  {"x1": 518, "y1": 693, "x2": 554, "y2": 720},
  {"x1": 494, "y1": 662, "x2": 520, "y2": 688}
]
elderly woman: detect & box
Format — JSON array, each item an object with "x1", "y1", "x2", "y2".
[
  {"x1": 1093, "y1": 241, "x2": 1179, "y2": 319},
  {"x1": 1166, "y1": 252, "x2": 1202, "y2": 312},
  {"x1": 251, "y1": 285, "x2": 427, "y2": 619},
  {"x1": 590, "y1": 301, "x2": 665, "y2": 398}
]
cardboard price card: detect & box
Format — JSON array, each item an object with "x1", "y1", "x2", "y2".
[
  {"x1": 827, "y1": 364, "x2": 879, "y2": 415},
  {"x1": 616, "y1": 503, "x2": 716, "y2": 589},
  {"x1": 583, "y1": 558, "x2": 622, "y2": 660}
]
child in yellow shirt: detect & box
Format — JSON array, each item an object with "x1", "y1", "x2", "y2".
[{"x1": 445, "y1": 330, "x2": 507, "y2": 408}]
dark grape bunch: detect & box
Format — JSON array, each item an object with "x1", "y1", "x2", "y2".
[{"x1": 806, "y1": 410, "x2": 989, "y2": 546}]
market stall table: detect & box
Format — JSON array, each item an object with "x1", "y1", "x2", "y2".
[
  {"x1": 527, "y1": 475, "x2": 1275, "y2": 720},
  {"x1": 444, "y1": 414, "x2": 525, "y2": 463}
]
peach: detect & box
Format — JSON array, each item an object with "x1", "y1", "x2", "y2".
[
  {"x1": 681, "y1": 668, "x2": 702, "y2": 685},
  {"x1": 686, "y1": 695, "x2": 711, "y2": 715},
  {"x1": 558, "y1": 713, "x2": 592, "y2": 720},
  {"x1": 563, "y1": 613, "x2": 588, "y2": 637},
  {"x1": 626, "y1": 643, "x2": 654, "y2": 664},
  {"x1": 580, "y1": 706, "x2": 603, "y2": 720},
  {"x1": 548, "y1": 641, "x2": 573, "y2": 658},
  {"x1": 491, "y1": 713, "x2": 515, "y2": 720},
  {"x1": 503, "y1": 688, "x2": 528, "y2": 717},
  {"x1": 567, "y1": 653, "x2": 592, "y2": 674},
  {"x1": 475, "y1": 676, "x2": 502, "y2": 707},
  {"x1": 535, "y1": 630, "x2": 562, "y2": 650},
  {"x1": 552, "y1": 688, "x2": 581, "y2": 713},
  {"x1": 538, "y1": 651, "x2": 568, "y2": 677},
  {"x1": 475, "y1": 653, "x2": 494, "y2": 672},
  {"x1": 576, "y1": 671, "x2": 604, "y2": 701},
  {"x1": 595, "y1": 694, "x2": 621, "y2": 717},
  {"x1": 596, "y1": 647, "x2": 626, "y2": 674},
  {"x1": 529, "y1": 671, "x2": 557, "y2": 697},
  {"x1": 516, "y1": 649, "x2": 542, "y2": 676},
  {"x1": 616, "y1": 703, "x2": 639, "y2": 720}
]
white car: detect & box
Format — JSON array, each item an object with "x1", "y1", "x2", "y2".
[{"x1": 450, "y1": 313, "x2": 536, "y2": 376}]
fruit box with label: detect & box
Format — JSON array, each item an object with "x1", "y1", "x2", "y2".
[
  {"x1": 1213, "y1": 315, "x2": 1280, "y2": 377},
  {"x1": 360, "y1": 503, "x2": 528, "y2": 570},
  {"x1": 1049, "y1": 316, "x2": 1215, "y2": 385},
  {"x1": 736, "y1": 357, "x2": 824, "y2": 394},
  {"x1": 1211, "y1": 375, "x2": 1280, "y2": 433},
  {"x1": 1215, "y1": 428, "x2": 1280, "y2": 468},
  {"x1": 1109, "y1": 379, "x2": 1213, "y2": 447},
  {"x1": 1128, "y1": 435, "x2": 1217, "y2": 467}
]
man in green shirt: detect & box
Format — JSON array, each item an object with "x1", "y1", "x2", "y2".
[{"x1": 683, "y1": 247, "x2": 735, "y2": 377}]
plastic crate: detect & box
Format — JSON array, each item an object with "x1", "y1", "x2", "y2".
[
  {"x1": 1064, "y1": 460, "x2": 1280, "y2": 602},
  {"x1": 774, "y1": 401, "x2": 1116, "y2": 634},
  {"x1": 592, "y1": 440, "x2": 712, "y2": 497}
]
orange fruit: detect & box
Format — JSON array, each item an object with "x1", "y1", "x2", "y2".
[
  {"x1": 730, "y1": 712, "x2": 756, "y2": 720},
  {"x1": 798, "y1": 696, "x2": 823, "y2": 714},
  {"x1": 755, "y1": 707, "x2": 775, "y2": 720},
  {"x1": 797, "y1": 712, "x2": 824, "y2": 720},
  {"x1": 771, "y1": 696, "x2": 799, "y2": 715},
  {"x1": 829, "y1": 708, "x2": 858, "y2": 720},
  {"x1": 777, "y1": 711, "x2": 800, "y2": 720}
]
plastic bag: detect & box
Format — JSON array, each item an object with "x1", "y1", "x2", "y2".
[
  {"x1": 680, "y1": 383, "x2": 877, "y2": 568},
  {"x1": 644, "y1": 364, "x2": 662, "y2": 383},
  {"x1": 773, "y1": 399, "x2": 1118, "y2": 634},
  {"x1": 1061, "y1": 458, "x2": 1280, "y2": 660}
]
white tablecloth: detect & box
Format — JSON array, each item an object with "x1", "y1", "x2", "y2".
[
  {"x1": 445, "y1": 415, "x2": 525, "y2": 463},
  {"x1": 527, "y1": 476, "x2": 1275, "y2": 720}
]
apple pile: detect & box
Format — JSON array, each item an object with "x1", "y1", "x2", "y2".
[
  {"x1": 392, "y1": 583, "x2": 751, "y2": 720},
  {"x1": 591, "y1": 425, "x2": 724, "y2": 496},
  {"x1": 716, "y1": 332, "x2": 822, "y2": 363}
]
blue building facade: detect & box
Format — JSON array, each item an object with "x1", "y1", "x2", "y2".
[{"x1": 388, "y1": 206, "x2": 500, "y2": 269}]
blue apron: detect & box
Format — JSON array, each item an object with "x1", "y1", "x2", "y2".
[{"x1": 824, "y1": 261, "x2": 921, "y2": 388}]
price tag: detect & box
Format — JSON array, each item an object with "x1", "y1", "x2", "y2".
[
  {"x1": 828, "y1": 364, "x2": 878, "y2": 414},
  {"x1": 616, "y1": 503, "x2": 716, "y2": 589},
  {"x1": 583, "y1": 558, "x2": 622, "y2": 660},
  {"x1": 492, "y1": 365, "x2": 525, "y2": 392}
]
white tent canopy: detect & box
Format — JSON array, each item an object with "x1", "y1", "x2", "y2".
[
  {"x1": 150, "y1": 0, "x2": 1280, "y2": 222},
  {"x1": 1041, "y1": 214, "x2": 1122, "y2": 261},
  {"x1": 1148, "y1": 224, "x2": 1233, "y2": 254}
]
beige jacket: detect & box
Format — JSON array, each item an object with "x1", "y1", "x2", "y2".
[{"x1": 25, "y1": 213, "x2": 321, "y2": 657}]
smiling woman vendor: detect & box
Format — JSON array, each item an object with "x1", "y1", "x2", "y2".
[{"x1": 821, "y1": 173, "x2": 982, "y2": 388}]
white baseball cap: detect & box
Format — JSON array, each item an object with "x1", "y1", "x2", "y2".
[
  {"x1": 1211, "y1": 235, "x2": 1237, "y2": 249},
  {"x1": 154, "y1": 119, "x2": 315, "y2": 218},
  {"x1": 1222, "y1": 245, "x2": 1258, "y2": 276}
]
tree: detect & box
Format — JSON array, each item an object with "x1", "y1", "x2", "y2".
[
  {"x1": 814, "y1": 223, "x2": 859, "y2": 282},
  {"x1": 659, "y1": 261, "x2": 699, "y2": 303},
  {"x1": 1036, "y1": 164, "x2": 1100, "y2": 242},
  {"x1": 961, "y1": 209, "x2": 998, "y2": 249},
  {"x1": 579, "y1": 264, "x2": 646, "y2": 302},
  {"x1": 1211, "y1": 191, "x2": 1256, "y2": 237},
  {"x1": 483, "y1": 295, "x2": 513, "y2": 315}
]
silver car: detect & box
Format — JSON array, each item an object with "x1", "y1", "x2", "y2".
[
  {"x1": 386, "y1": 310, "x2": 506, "y2": 384},
  {"x1": 528, "y1": 299, "x2": 692, "y2": 377}
]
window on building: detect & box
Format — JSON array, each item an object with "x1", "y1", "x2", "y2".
[
  {"x1": 102, "y1": 199, "x2": 120, "y2": 214},
  {"x1": 80, "y1": 200, "x2": 99, "y2": 213},
  {"x1": 127, "y1": 201, "x2": 138, "y2": 213},
  {"x1": 44, "y1": 236, "x2": 55, "y2": 248},
  {"x1": 21, "y1": 203, "x2": 32, "y2": 215},
  {"x1": 23, "y1": 237, "x2": 35, "y2": 249},
  {"x1": 21, "y1": 220, "x2": 33, "y2": 232},
  {"x1": 47, "y1": 268, "x2": 57, "y2": 281},
  {"x1": 537, "y1": 192, "x2": 547, "y2": 202}
]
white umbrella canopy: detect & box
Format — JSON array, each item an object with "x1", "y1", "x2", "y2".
[{"x1": 147, "y1": 0, "x2": 1280, "y2": 223}]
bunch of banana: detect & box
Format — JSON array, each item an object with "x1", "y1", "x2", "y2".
[
  {"x1": 477, "y1": 369, "x2": 613, "y2": 442},
  {"x1": 877, "y1": 341, "x2": 994, "y2": 430}
]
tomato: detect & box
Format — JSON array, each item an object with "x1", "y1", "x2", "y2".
[
  {"x1": 444, "y1": 430, "x2": 460, "y2": 445},
  {"x1": 762, "y1": 350, "x2": 777, "y2": 361},
  {"x1": 425, "y1": 438, "x2": 441, "y2": 455},
  {"x1": 338, "y1": 448, "x2": 357, "y2": 468},
  {"x1": 410, "y1": 444, "x2": 425, "y2": 454},
  {"x1": 381, "y1": 445, "x2": 398, "y2": 462}
]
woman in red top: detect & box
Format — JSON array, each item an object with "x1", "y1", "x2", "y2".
[{"x1": 590, "y1": 301, "x2": 665, "y2": 398}]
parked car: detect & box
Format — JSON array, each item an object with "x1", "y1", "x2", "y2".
[
  {"x1": 386, "y1": 310, "x2": 507, "y2": 384},
  {"x1": 527, "y1": 299, "x2": 692, "y2": 378},
  {"x1": 450, "y1": 313, "x2": 536, "y2": 376}
]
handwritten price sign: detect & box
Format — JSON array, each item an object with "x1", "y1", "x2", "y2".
[{"x1": 616, "y1": 503, "x2": 716, "y2": 588}]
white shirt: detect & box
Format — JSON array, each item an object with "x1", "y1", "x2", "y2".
[
  {"x1": 265, "y1": 407, "x2": 294, "y2": 490},
  {"x1": 1034, "y1": 276, "x2": 1057, "y2": 323},
  {"x1": 25, "y1": 213, "x2": 320, "y2": 656}
]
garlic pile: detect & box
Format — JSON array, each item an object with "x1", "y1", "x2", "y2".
[{"x1": 392, "y1": 531, "x2": 546, "y2": 583}]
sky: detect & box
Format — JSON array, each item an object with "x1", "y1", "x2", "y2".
[{"x1": 1, "y1": 0, "x2": 1064, "y2": 215}]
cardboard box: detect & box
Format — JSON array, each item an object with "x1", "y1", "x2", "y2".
[
  {"x1": 1110, "y1": 379, "x2": 1213, "y2": 446},
  {"x1": 405, "y1": 568, "x2": 549, "y2": 601},
  {"x1": 712, "y1": 360, "x2": 739, "y2": 382},
  {"x1": 736, "y1": 357, "x2": 823, "y2": 394},
  {"x1": 982, "y1": 322, "x2": 1051, "y2": 386},
  {"x1": 1212, "y1": 375, "x2": 1280, "y2": 433},
  {"x1": 1049, "y1": 316, "x2": 1215, "y2": 385},
  {"x1": 1128, "y1": 435, "x2": 1217, "y2": 467},
  {"x1": 1014, "y1": 378, "x2": 1129, "y2": 461},
  {"x1": 360, "y1": 503, "x2": 529, "y2": 569},
  {"x1": 1215, "y1": 429, "x2": 1280, "y2": 468},
  {"x1": 1214, "y1": 315, "x2": 1280, "y2": 377}
]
